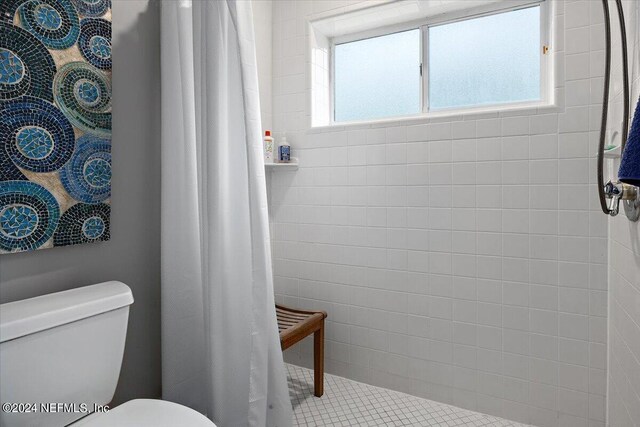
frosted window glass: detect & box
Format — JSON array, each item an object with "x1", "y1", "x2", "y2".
[
  {"x1": 334, "y1": 29, "x2": 420, "y2": 122},
  {"x1": 428, "y1": 6, "x2": 541, "y2": 110}
]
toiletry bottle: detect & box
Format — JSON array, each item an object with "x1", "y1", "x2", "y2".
[
  {"x1": 264, "y1": 130, "x2": 274, "y2": 163},
  {"x1": 278, "y1": 135, "x2": 291, "y2": 163}
]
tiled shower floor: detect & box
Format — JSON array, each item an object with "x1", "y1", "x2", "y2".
[{"x1": 287, "y1": 364, "x2": 529, "y2": 427}]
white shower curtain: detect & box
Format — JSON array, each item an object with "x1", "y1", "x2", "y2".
[{"x1": 160, "y1": 1, "x2": 292, "y2": 426}]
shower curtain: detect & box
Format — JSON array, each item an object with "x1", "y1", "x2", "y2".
[{"x1": 159, "y1": 1, "x2": 292, "y2": 426}]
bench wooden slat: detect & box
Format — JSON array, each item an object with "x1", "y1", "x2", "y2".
[
  {"x1": 276, "y1": 309, "x2": 309, "y2": 319},
  {"x1": 276, "y1": 311, "x2": 307, "y2": 320}
]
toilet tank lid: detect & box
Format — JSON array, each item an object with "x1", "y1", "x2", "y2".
[{"x1": 0, "y1": 281, "x2": 134, "y2": 343}]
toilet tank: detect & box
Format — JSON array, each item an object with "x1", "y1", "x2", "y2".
[{"x1": 0, "y1": 281, "x2": 134, "y2": 427}]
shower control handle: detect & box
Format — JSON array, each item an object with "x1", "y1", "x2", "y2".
[
  {"x1": 604, "y1": 181, "x2": 624, "y2": 216},
  {"x1": 603, "y1": 181, "x2": 640, "y2": 218}
]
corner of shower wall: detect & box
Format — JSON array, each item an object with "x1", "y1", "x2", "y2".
[{"x1": 606, "y1": 1, "x2": 640, "y2": 426}]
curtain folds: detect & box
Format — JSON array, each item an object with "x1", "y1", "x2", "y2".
[{"x1": 160, "y1": 1, "x2": 292, "y2": 426}]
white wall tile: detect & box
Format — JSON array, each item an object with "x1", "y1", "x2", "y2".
[{"x1": 269, "y1": 2, "x2": 612, "y2": 426}]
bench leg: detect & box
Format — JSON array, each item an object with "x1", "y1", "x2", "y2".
[{"x1": 313, "y1": 322, "x2": 324, "y2": 397}]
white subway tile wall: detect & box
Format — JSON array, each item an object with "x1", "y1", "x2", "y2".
[
  {"x1": 269, "y1": 1, "x2": 612, "y2": 426},
  {"x1": 606, "y1": 1, "x2": 640, "y2": 426}
]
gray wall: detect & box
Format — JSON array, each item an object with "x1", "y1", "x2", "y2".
[{"x1": 0, "y1": 0, "x2": 162, "y2": 404}]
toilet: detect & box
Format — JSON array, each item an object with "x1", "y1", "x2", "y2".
[{"x1": 0, "y1": 281, "x2": 215, "y2": 427}]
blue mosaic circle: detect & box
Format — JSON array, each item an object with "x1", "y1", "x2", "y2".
[
  {"x1": 0, "y1": 180, "x2": 60, "y2": 252},
  {"x1": 70, "y1": 0, "x2": 110, "y2": 17},
  {"x1": 0, "y1": 22, "x2": 56, "y2": 101},
  {"x1": 59, "y1": 134, "x2": 110, "y2": 203},
  {"x1": 54, "y1": 202, "x2": 109, "y2": 246},
  {"x1": 34, "y1": 4, "x2": 62, "y2": 30},
  {"x1": 0, "y1": 96, "x2": 75, "y2": 173},
  {"x1": 74, "y1": 78, "x2": 100, "y2": 106},
  {"x1": 83, "y1": 157, "x2": 110, "y2": 187},
  {"x1": 18, "y1": 0, "x2": 80, "y2": 50},
  {"x1": 16, "y1": 126, "x2": 54, "y2": 159},
  {"x1": 0, "y1": 203, "x2": 39, "y2": 238},
  {"x1": 81, "y1": 215, "x2": 104, "y2": 238},
  {"x1": 0, "y1": 49, "x2": 25, "y2": 85},
  {"x1": 78, "y1": 18, "x2": 111, "y2": 70},
  {"x1": 89, "y1": 35, "x2": 110, "y2": 58},
  {"x1": 53, "y1": 62, "x2": 111, "y2": 137}
]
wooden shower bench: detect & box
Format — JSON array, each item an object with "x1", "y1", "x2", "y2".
[{"x1": 276, "y1": 304, "x2": 327, "y2": 397}]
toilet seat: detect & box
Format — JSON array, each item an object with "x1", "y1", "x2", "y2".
[{"x1": 72, "y1": 399, "x2": 216, "y2": 427}]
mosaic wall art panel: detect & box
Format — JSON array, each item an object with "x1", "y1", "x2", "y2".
[{"x1": 0, "y1": 0, "x2": 111, "y2": 254}]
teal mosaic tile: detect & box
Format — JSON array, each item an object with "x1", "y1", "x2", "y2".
[
  {"x1": 18, "y1": 0, "x2": 80, "y2": 50},
  {"x1": 59, "y1": 134, "x2": 110, "y2": 203},
  {"x1": 0, "y1": 180, "x2": 60, "y2": 252},
  {"x1": 54, "y1": 202, "x2": 109, "y2": 246},
  {"x1": 70, "y1": 0, "x2": 110, "y2": 18},
  {"x1": 0, "y1": 96, "x2": 76, "y2": 173},
  {"x1": 78, "y1": 18, "x2": 110, "y2": 70},
  {"x1": 53, "y1": 61, "x2": 111, "y2": 137},
  {"x1": 0, "y1": 22, "x2": 56, "y2": 101}
]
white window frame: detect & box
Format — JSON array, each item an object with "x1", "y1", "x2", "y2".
[{"x1": 329, "y1": 0, "x2": 551, "y2": 125}]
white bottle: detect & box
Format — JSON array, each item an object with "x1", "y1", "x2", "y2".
[{"x1": 264, "y1": 130, "x2": 273, "y2": 163}]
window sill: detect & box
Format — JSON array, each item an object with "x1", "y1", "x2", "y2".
[{"x1": 309, "y1": 101, "x2": 560, "y2": 133}]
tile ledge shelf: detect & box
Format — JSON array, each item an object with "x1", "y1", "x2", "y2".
[{"x1": 265, "y1": 158, "x2": 298, "y2": 171}]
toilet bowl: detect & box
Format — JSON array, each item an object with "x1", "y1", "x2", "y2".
[
  {"x1": 0, "y1": 281, "x2": 216, "y2": 427},
  {"x1": 72, "y1": 399, "x2": 213, "y2": 427}
]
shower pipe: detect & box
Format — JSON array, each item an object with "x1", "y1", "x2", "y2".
[{"x1": 598, "y1": 0, "x2": 639, "y2": 220}]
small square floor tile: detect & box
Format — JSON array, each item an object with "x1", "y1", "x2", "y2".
[{"x1": 287, "y1": 364, "x2": 530, "y2": 427}]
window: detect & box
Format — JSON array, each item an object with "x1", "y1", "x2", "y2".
[
  {"x1": 427, "y1": 6, "x2": 541, "y2": 110},
  {"x1": 328, "y1": 1, "x2": 549, "y2": 124},
  {"x1": 334, "y1": 29, "x2": 421, "y2": 122}
]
